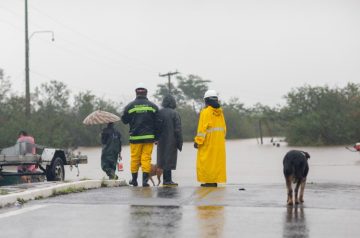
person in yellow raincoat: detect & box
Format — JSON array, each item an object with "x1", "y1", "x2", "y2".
[{"x1": 194, "y1": 89, "x2": 227, "y2": 187}]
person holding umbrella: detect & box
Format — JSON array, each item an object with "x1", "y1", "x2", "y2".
[
  {"x1": 101, "y1": 122, "x2": 122, "y2": 180},
  {"x1": 121, "y1": 84, "x2": 159, "y2": 187},
  {"x1": 83, "y1": 110, "x2": 122, "y2": 180}
]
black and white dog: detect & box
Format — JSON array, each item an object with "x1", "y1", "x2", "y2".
[{"x1": 283, "y1": 150, "x2": 310, "y2": 205}]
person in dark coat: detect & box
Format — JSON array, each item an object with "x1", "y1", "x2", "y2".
[
  {"x1": 157, "y1": 94, "x2": 183, "y2": 186},
  {"x1": 101, "y1": 122, "x2": 122, "y2": 180}
]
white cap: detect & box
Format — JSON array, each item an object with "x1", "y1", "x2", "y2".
[
  {"x1": 135, "y1": 83, "x2": 147, "y2": 90},
  {"x1": 204, "y1": 89, "x2": 218, "y2": 99}
]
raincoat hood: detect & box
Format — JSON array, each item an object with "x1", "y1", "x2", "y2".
[
  {"x1": 209, "y1": 106, "x2": 223, "y2": 116},
  {"x1": 162, "y1": 94, "x2": 177, "y2": 109}
]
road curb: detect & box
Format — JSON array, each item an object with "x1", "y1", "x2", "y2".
[{"x1": 0, "y1": 179, "x2": 127, "y2": 207}]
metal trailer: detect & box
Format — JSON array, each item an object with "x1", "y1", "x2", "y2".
[{"x1": 0, "y1": 142, "x2": 87, "y2": 182}]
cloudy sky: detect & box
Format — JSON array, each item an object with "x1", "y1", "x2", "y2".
[{"x1": 1, "y1": 0, "x2": 360, "y2": 106}]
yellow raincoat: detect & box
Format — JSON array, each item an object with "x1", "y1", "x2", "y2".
[{"x1": 194, "y1": 106, "x2": 227, "y2": 183}]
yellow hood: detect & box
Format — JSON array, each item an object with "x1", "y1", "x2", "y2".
[{"x1": 209, "y1": 106, "x2": 223, "y2": 116}]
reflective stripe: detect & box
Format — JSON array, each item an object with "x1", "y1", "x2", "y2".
[
  {"x1": 196, "y1": 132, "x2": 206, "y2": 138},
  {"x1": 128, "y1": 106, "x2": 156, "y2": 114},
  {"x1": 129, "y1": 135, "x2": 155, "y2": 140},
  {"x1": 206, "y1": 127, "x2": 225, "y2": 133}
]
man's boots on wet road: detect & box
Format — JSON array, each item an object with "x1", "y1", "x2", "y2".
[
  {"x1": 163, "y1": 170, "x2": 178, "y2": 187},
  {"x1": 142, "y1": 172, "x2": 150, "y2": 187},
  {"x1": 129, "y1": 172, "x2": 138, "y2": 187}
]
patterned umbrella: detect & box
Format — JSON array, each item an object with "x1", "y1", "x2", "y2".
[{"x1": 83, "y1": 110, "x2": 120, "y2": 125}]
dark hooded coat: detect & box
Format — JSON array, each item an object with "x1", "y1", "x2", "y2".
[
  {"x1": 157, "y1": 95, "x2": 183, "y2": 170},
  {"x1": 100, "y1": 123, "x2": 121, "y2": 177}
]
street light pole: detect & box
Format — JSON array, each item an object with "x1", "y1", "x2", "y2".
[
  {"x1": 29, "y1": 31, "x2": 55, "y2": 41},
  {"x1": 25, "y1": 0, "x2": 30, "y2": 117},
  {"x1": 24, "y1": 0, "x2": 55, "y2": 117}
]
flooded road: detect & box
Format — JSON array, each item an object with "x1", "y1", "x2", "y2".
[
  {"x1": 1, "y1": 138, "x2": 360, "y2": 237},
  {"x1": 68, "y1": 138, "x2": 360, "y2": 185}
]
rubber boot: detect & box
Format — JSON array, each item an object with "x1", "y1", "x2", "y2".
[
  {"x1": 163, "y1": 170, "x2": 178, "y2": 186},
  {"x1": 142, "y1": 172, "x2": 150, "y2": 187},
  {"x1": 163, "y1": 170, "x2": 171, "y2": 184},
  {"x1": 108, "y1": 170, "x2": 118, "y2": 180},
  {"x1": 129, "y1": 172, "x2": 138, "y2": 187}
]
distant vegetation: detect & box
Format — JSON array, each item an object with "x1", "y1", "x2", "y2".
[
  {"x1": 281, "y1": 84, "x2": 360, "y2": 145},
  {"x1": 1, "y1": 68, "x2": 359, "y2": 148}
]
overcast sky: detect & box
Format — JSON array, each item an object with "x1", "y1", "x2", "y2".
[{"x1": 1, "y1": 0, "x2": 360, "y2": 107}]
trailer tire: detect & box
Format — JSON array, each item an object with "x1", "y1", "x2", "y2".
[{"x1": 46, "y1": 157, "x2": 65, "y2": 181}]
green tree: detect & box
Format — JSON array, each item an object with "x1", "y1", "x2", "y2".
[
  {"x1": 34, "y1": 80, "x2": 70, "y2": 112},
  {"x1": 28, "y1": 81, "x2": 72, "y2": 147},
  {"x1": 177, "y1": 74, "x2": 211, "y2": 111},
  {"x1": 0, "y1": 69, "x2": 11, "y2": 104},
  {"x1": 154, "y1": 82, "x2": 185, "y2": 105},
  {"x1": 154, "y1": 74, "x2": 211, "y2": 110},
  {"x1": 283, "y1": 84, "x2": 360, "y2": 145}
]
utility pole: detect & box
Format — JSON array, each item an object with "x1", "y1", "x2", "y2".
[
  {"x1": 259, "y1": 119, "x2": 263, "y2": 145},
  {"x1": 25, "y1": 0, "x2": 30, "y2": 117},
  {"x1": 24, "y1": 0, "x2": 54, "y2": 117},
  {"x1": 159, "y1": 71, "x2": 179, "y2": 94}
]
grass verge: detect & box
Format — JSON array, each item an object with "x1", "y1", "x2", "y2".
[{"x1": 51, "y1": 186, "x2": 87, "y2": 197}]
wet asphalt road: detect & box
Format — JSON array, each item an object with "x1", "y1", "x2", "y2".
[
  {"x1": 2, "y1": 139, "x2": 360, "y2": 237},
  {"x1": 1, "y1": 183, "x2": 360, "y2": 238}
]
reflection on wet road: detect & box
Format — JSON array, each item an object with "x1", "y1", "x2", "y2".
[
  {"x1": 197, "y1": 206, "x2": 225, "y2": 238},
  {"x1": 129, "y1": 205, "x2": 183, "y2": 238},
  {"x1": 283, "y1": 207, "x2": 309, "y2": 238},
  {"x1": 1, "y1": 184, "x2": 360, "y2": 237}
]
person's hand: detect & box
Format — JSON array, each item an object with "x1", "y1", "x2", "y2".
[{"x1": 194, "y1": 142, "x2": 198, "y2": 149}]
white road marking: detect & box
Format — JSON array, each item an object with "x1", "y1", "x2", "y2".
[{"x1": 0, "y1": 205, "x2": 48, "y2": 219}]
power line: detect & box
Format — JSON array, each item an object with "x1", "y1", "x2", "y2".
[
  {"x1": 28, "y1": 4, "x2": 162, "y2": 74},
  {"x1": 0, "y1": 3, "x2": 44, "y2": 30},
  {"x1": 27, "y1": 5, "x2": 160, "y2": 75},
  {"x1": 52, "y1": 36, "x2": 154, "y2": 74},
  {"x1": 1, "y1": 1, "x2": 181, "y2": 92},
  {"x1": 49, "y1": 41, "x2": 143, "y2": 74},
  {"x1": 0, "y1": 17, "x2": 22, "y2": 31},
  {"x1": 1, "y1": 2, "x2": 162, "y2": 75},
  {"x1": 0, "y1": 3, "x2": 22, "y2": 17}
]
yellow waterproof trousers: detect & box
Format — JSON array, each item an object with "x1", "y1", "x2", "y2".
[{"x1": 130, "y1": 143, "x2": 153, "y2": 173}]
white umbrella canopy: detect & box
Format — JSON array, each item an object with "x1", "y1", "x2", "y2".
[{"x1": 83, "y1": 110, "x2": 120, "y2": 125}]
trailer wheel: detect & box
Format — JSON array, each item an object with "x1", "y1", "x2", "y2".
[{"x1": 46, "y1": 157, "x2": 65, "y2": 181}]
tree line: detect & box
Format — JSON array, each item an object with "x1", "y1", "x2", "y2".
[{"x1": 1, "y1": 68, "x2": 359, "y2": 148}]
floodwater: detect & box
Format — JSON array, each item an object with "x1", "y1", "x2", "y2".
[
  {"x1": 2, "y1": 138, "x2": 360, "y2": 238},
  {"x1": 68, "y1": 138, "x2": 360, "y2": 185}
]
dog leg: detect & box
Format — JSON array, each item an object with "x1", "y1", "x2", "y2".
[
  {"x1": 299, "y1": 178, "x2": 306, "y2": 203},
  {"x1": 294, "y1": 180, "x2": 301, "y2": 204},
  {"x1": 149, "y1": 177, "x2": 155, "y2": 187},
  {"x1": 157, "y1": 174, "x2": 161, "y2": 186},
  {"x1": 286, "y1": 176, "x2": 293, "y2": 205}
]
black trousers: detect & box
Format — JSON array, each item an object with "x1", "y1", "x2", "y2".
[{"x1": 163, "y1": 169, "x2": 172, "y2": 183}]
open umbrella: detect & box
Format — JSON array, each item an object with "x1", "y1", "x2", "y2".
[{"x1": 83, "y1": 110, "x2": 120, "y2": 125}]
